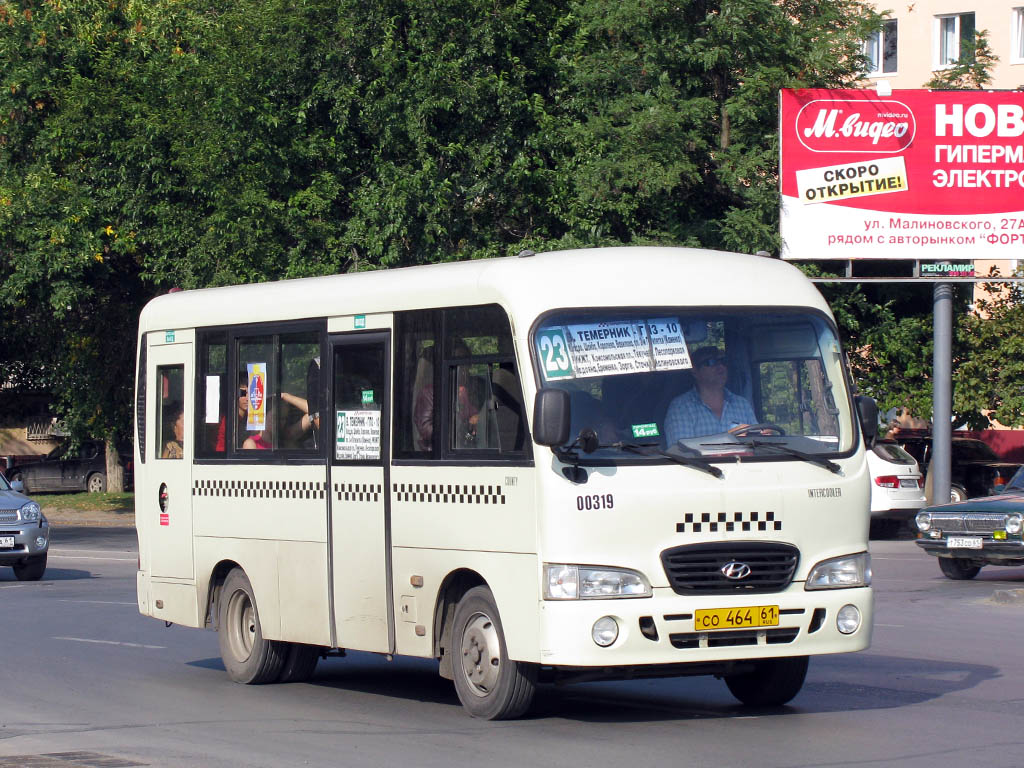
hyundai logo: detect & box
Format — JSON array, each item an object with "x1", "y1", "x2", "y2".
[{"x1": 721, "y1": 561, "x2": 752, "y2": 580}]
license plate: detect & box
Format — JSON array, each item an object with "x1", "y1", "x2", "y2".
[
  {"x1": 694, "y1": 605, "x2": 780, "y2": 631},
  {"x1": 947, "y1": 536, "x2": 982, "y2": 549},
  {"x1": 0, "y1": 536, "x2": 14, "y2": 548},
  {"x1": 899, "y1": 479, "x2": 918, "y2": 488}
]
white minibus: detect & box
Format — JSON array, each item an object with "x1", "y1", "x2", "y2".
[{"x1": 134, "y1": 247, "x2": 876, "y2": 719}]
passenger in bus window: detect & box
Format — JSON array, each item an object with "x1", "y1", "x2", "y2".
[
  {"x1": 162, "y1": 406, "x2": 185, "y2": 459},
  {"x1": 663, "y1": 346, "x2": 756, "y2": 443}
]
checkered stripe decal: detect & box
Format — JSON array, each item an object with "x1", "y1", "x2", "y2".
[
  {"x1": 335, "y1": 483, "x2": 382, "y2": 502},
  {"x1": 193, "y1": 479, "x2": 326, "y2": 499},
  {"x1": 393, "y1": 483, "x2": 506, "y2": 505},
  {"x1": 676, "y1": 511, "x2": 782, "y2": 533}
]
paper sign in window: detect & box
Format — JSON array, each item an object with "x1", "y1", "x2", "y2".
[
  {"x1": 205, "y1": 376, "x2": 221, "y2": 424},
  {"x1": 336, "y1": 410, "x2": 381, "y2": 460},
  {"x1": 536, "y1": 318, "x2": 691, "y2": 381}
]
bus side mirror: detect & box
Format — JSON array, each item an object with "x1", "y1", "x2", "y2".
[
  {"x1": 533, "y1": 388, "x2": 571, "y2": 447},
  {"x1": 855, "y1": 395, "x2": 878, "y2": 448}
]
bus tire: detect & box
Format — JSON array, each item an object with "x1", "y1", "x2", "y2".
[
  {"x1": 938, "y1": 557, "x2": 981, "y2": 580},
  {"x1": 451, "y1": 585, "x2": 537, "y2": 720},
  {"x1": 277, "y1": 642, "x2": 321, "y2": 683},
  {"x1": 724, "y1": 656, "x2": 808, "y2": 707},
  {"x1": 218, "y1": 568, "x2": 285, "y2": 684}
]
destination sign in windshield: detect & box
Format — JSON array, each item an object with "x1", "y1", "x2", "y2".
[{"x1": 536, "y1": 318, "x2": 691, "y2": 381}]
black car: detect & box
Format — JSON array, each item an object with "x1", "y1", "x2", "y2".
[
  {"x1": 7, "y1": 440, "x2": 132, "y2": 493},
  {"x1": 894, "y1": 434, "x2": 1020, "y2": 503}
]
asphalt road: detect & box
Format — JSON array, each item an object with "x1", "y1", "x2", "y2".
[{"x1": 2, "y1": 527, "x2": 1024, "y2": 768}]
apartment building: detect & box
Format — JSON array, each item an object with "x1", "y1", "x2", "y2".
[
  {"x1": 863, "y1": 2, "x2": 1023, "y2": 298},
  {"x1": 864, "y1": 1, "x2": 1024, "y2": 89}
]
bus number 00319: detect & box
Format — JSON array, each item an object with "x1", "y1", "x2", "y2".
[{"x1": 577, "y1": 494, "x2": 614, "y2": 511}]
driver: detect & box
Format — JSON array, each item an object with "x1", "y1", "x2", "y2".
[{"x1": 664, "y1": 346, "x2": 756, "y2": 443}]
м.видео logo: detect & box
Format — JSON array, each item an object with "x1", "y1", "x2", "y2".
[{"x1": 796, "y1": 99, "x2": 916, "y2": 154}]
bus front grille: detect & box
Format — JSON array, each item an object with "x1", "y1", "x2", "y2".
[{"x1": 660, "y1": 542, "x2": 799, "y2": 595}]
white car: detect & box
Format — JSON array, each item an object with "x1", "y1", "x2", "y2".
[{"x1": 867, "y1": 441, "x2": 926, "y2": 536}]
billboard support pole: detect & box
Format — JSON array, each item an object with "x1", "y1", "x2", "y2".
[{"x1": 932, "y1": 282, "x2": 953, "y2": 505}]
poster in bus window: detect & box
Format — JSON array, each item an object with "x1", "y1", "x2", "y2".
[
  {"x1": 336, "y1": 410, "x2": 381, "y2": 460},
  {"x1": 535, "y1": 318, "x2": 692, "y2": 381},
  {"x1": 246, "y1": 363, "x2": 266, "y2": 431}
]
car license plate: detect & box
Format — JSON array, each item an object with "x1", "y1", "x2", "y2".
[
  {"x1": 0, "y1": 536, "x2": 14, "y2": 548},
  {"x1": 899, "y1": 478, "x2": 918, "y2": 488},
  {"x1": 694, "y1": 605, "x2": 780, "y2": 631},
  {"x1": 947, "y1": 536, "x2": 982, "y2": 549}
]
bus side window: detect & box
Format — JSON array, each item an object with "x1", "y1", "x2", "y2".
[
  {"x1": 158, "y1": 365, "x2": 185, "y2": 460},
  {"x1": 197, "y1": 332, "x2": 227, "y2": 458},
  {"x1": 445, "y1": 306, "x2": 528, "y2": 456},
  {"x1": 396, "y1": 310, "x2": 439, "y2": 458}
]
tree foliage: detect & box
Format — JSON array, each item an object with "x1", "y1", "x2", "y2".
[{"x1": 1, "y1": 0, "x2": 887, "y2": 465}]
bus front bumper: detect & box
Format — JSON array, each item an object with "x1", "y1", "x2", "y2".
[{"x1": 536, "y1": 584, "x2": 873, "y2": 668}]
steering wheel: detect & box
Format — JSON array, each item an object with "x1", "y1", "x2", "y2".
[{"x1": 730, "y1": 422, "x2": 786, "y2": 437}]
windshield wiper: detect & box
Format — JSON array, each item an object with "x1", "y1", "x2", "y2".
[
  {"x1": 738, "y1": 439, "x2": 843, "y2": 475},
  {"x1": 612, "y1": 442, "x2": 724, "y2": 479}
]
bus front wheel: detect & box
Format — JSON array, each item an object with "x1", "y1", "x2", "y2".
[
  {"x1": 724, "y1": 656, "x2": 809, "y2": 707},
  {"x1": 451, "y1": 585, "x2": 537, "y2": 719},
  {"x1": 218, "y1": 568, "x2": 285, "y2": 684}
]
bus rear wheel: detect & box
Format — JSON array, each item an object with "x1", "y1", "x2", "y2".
[
  {"x1": 277, "y1": 643, "x2": 321, "y2": 683},
  {"x1": 451, "y1": 585, "x2": 537, "y2": 720},
  {"x1": 218, "y1": 568, "x2": 285, "y2": 684},
  {"x1": 724, "y1": 656, "x2": 809, "y2": 707}
]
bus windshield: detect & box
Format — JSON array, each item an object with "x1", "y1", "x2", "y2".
[{"x1": 533, "y1": 309, "x2": 854, "y2": 461}]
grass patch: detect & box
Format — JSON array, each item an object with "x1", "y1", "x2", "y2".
[{"x1": 38, "y1": 492, "x2": 134, "y2": 514}]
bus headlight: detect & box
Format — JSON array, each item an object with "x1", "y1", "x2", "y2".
[
  {"x1": 805, "y1": 553, "x2": 871, "y2": 590},
  {"x1": 915, "y1": 512, "x2": 932, "y2": 532},
  {"x1": 544, "y1": 565, "x2": 651, "y2": 599},
  {"x1": 1006, "y1": 514, "x2": 1023, "y2": 535}
]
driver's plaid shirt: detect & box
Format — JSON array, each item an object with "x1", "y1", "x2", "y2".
[{"x1": 663, "y1": 388, "x2": 757, "y2": 444}]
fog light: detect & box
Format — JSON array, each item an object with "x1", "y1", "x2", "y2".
[
  {"x1": 929, "y1": 529, "x2": 942, "y2": 539},
  {"x1": 836, "y1": 604, "x2": 861, "y2": 634},
  {"x1": 35, "y1": 537, "x2": 47, "y2": 549},
  {"x1": 994, "y1": 530, "x2": 1007, "y2": 540},
  {"x1": 592, "y1": 616, "x2": 619, "y2": 647}
]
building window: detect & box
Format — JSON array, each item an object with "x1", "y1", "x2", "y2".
[
  {"x1": 1013, "y1": 8, "x2": 1024, "y2": 63},
  {"x1": 934, "y1": 12, "x2": 975, "y2": 67},
  {"x1": 866, "y1": 20, "x2": 898, "y2": 74}
]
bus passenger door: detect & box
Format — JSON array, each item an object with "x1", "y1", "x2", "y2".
[
  {"x1": 328, "y1": 332, "x2": 392, "y2": 653},
  {"x1": 145, "y1": 338, "x2": 194, "y2": 581}
]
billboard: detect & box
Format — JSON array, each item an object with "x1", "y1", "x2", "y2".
[{"x1": 780, "y1": 88, "x2": 1024, "y2": 260}]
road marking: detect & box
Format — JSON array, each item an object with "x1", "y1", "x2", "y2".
[
  {"x1": 48, "y1": 555, "x2": 136, "y2": 562},
  {"x1": 54, "y1": 636, "x2": 166, "y2": 649},
  {"x1": 874, "y1": 623, "x2": 906, "y2": 627},
  {"x1": 56, "y1": 599, "x2": 137, "y2": 606}
]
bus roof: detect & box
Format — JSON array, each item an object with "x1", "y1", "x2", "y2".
[{"x1": 138, "y1": 247, "x2": 830, "y2": 334}]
